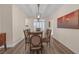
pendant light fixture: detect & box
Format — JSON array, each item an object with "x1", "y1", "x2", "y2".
[{"x1": 36, "y1": 4, "x2": 41, "y2": 21}]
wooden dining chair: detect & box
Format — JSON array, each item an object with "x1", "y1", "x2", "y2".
[
  {"x1": 23, "y1": 29, "x2": 30, "y2": 50},
  {"x1": 29, "y1": 32, "x2": 43, "y2": 54},
  {"x1": 43, "y1": 29, "x2": 51, "y2": 47},
  {"x1": 0, "y1": 33, "x2": 7, "y2": 51}
]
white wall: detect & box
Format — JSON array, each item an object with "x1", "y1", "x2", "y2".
[
  {"x1": 0, "y1": 5, "x2": 13, "y2": 47},
  {"x1": 0, "y1": 5, "x2": 27, "y2": 47},
  {"x1": 28, "y1": 18, "x2": 34, "y2": 31},
  {"x1": 0, "y1": 10, "x2": 2, "y2": 32},
  {"x1": 12, "y1": 5, "x2": 27, "y2": 46},
  {"x1": 53, "y1": 4, "x2": 79, "y2": 53}
]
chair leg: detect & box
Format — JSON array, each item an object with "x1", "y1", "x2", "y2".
[
  {"x1": 41, "y1": 49, "x2": 42, "y2": 53},
  {"x1": 47, "y1": 42, "x2": 49, "y2": 46},
  {"x1": 49, "y1": 41, "x2": 51, "y2": 47},
  {"x1": 30, "y1": 49, "x2": 31, "y2": 54},
  {"x1": 4, "y1": 43, "x2": 7, "y2": 51},
  {"x1": 25, "y1": 42, "x2": 26, "y2": 50},
  {"x1": 25, "y1": 44, "x2": 26, "y2": 50},
  {"x1": 37, "y1": 50, "x2": 39, "y2": 54},
  {"x1": 25, "y1": 39, "x2": 27, "y2": 50},
  {"x1": 49, "y1": 43, "x2": 50, "y2": 47},
  {"x1": 30, "y1": 49, "x2": 33, "y2": 54},
  {"x1": 47, "y1": 42, "x2": 50, "y2": 47}
]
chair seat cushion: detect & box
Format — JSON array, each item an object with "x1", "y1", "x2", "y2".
[
  {"x1": 42, "y1": 38, "x2": 49, "y2": 42},
  {"x1": 31, "y1": 46, "x2": 41, "y2": 50}
]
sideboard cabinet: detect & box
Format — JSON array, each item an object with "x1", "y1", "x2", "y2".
[{"x1": 0, "y1": 33, "x2": 7, "y2": 50}]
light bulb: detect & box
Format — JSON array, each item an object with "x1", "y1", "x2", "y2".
[{"x1": 37, "y1": 15, "x2": 40, "y2": 18}]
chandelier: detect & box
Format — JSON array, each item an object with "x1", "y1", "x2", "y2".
[{"x1": 36, "y1": 4, "x2": 41, "y2": 21}]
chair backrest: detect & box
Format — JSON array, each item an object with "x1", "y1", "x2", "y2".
[
  {"x1": 29, "y1": 32, "x2": 42, "y2": 47},
  {"x1": 46, "y1": 29, "x2": 51, "y2": 40},
  {"x1": 31, "y1": 35, "x2": 41, "y2": 47},
  {"x1": 47, "y1": 29, "x2": 51, "y2": 37},
  {"x1": 24, "y1": 30, "x2": 27, "y2": 38},
  {"x1": 23, "y1": 29, "x2": 30, "y2": 39}
]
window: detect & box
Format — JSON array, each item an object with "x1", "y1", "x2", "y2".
[{"x1": 33, "y1": 19, "x2": 45, "y2": 31}]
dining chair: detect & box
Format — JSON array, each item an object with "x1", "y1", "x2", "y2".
[
  {"x1": 29, "y1": 32, "x2": 43, "y2": 54},
  {"x1": 43, "y1": 29, "x2": 51, "y2": 47},
  {"x1": 0, "y1": 33, "x2": 7, "y2": 51},
  {"x1": 23, "y1": 29, "x2": 30, "y2": 50}
]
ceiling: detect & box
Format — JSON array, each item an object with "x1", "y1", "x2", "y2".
[{"x1": 16, "y1": 4, "x2": 63, "y2": 19}]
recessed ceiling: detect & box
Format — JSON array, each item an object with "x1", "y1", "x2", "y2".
[{"x1": 16, "y1": 4, "x2": 63, "y2": 19}]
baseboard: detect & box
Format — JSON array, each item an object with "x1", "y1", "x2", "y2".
[
  {"x1": 0, "y1": 38, "x2": 24, "y2": 49},
  {"x1": 52, "y1": 37, "x2": 75, "y2": 54},
  {"x1": 7, "y1": 44, "x2": 13, "y2": 48},
  {"x1": 0, "y1": 44, "x2": 13, "y2": 48},
  {"x1": 12, "y1": 38, "x2": 24, "y2": 47}
]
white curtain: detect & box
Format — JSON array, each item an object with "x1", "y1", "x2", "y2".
[{"x1": 33, "y1": 19, "x2": 45, "y2": 31}]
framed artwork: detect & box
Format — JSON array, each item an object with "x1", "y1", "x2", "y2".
[{"x1": 57, "y1": 9, "x2": 79, "y2": 29}]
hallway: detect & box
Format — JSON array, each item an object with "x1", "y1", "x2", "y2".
[{"x1": 0, "y1": 4, "x2": 79, "y2": 54}]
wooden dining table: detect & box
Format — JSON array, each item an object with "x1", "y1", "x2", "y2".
[{"x1": 29, "y1": 30, "x2": 45, "y2": 38}]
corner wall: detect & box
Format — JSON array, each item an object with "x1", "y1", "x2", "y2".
[
  {"x1": 0, "y1": 5, "x2": 27, "y2": 47},
  {"x1": 0, "y1": 5, "x2": 13, "y2": 47},
  {"x1": 12, "y1": 5, "x2": 27, "y2": 46},
  {"x1": 53, "y1": 4, "x2": 79, "y2": 53}
]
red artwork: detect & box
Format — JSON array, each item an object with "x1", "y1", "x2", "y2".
[{"x1": 57, "y1": 9, "x2": 79, "y2": 29}]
